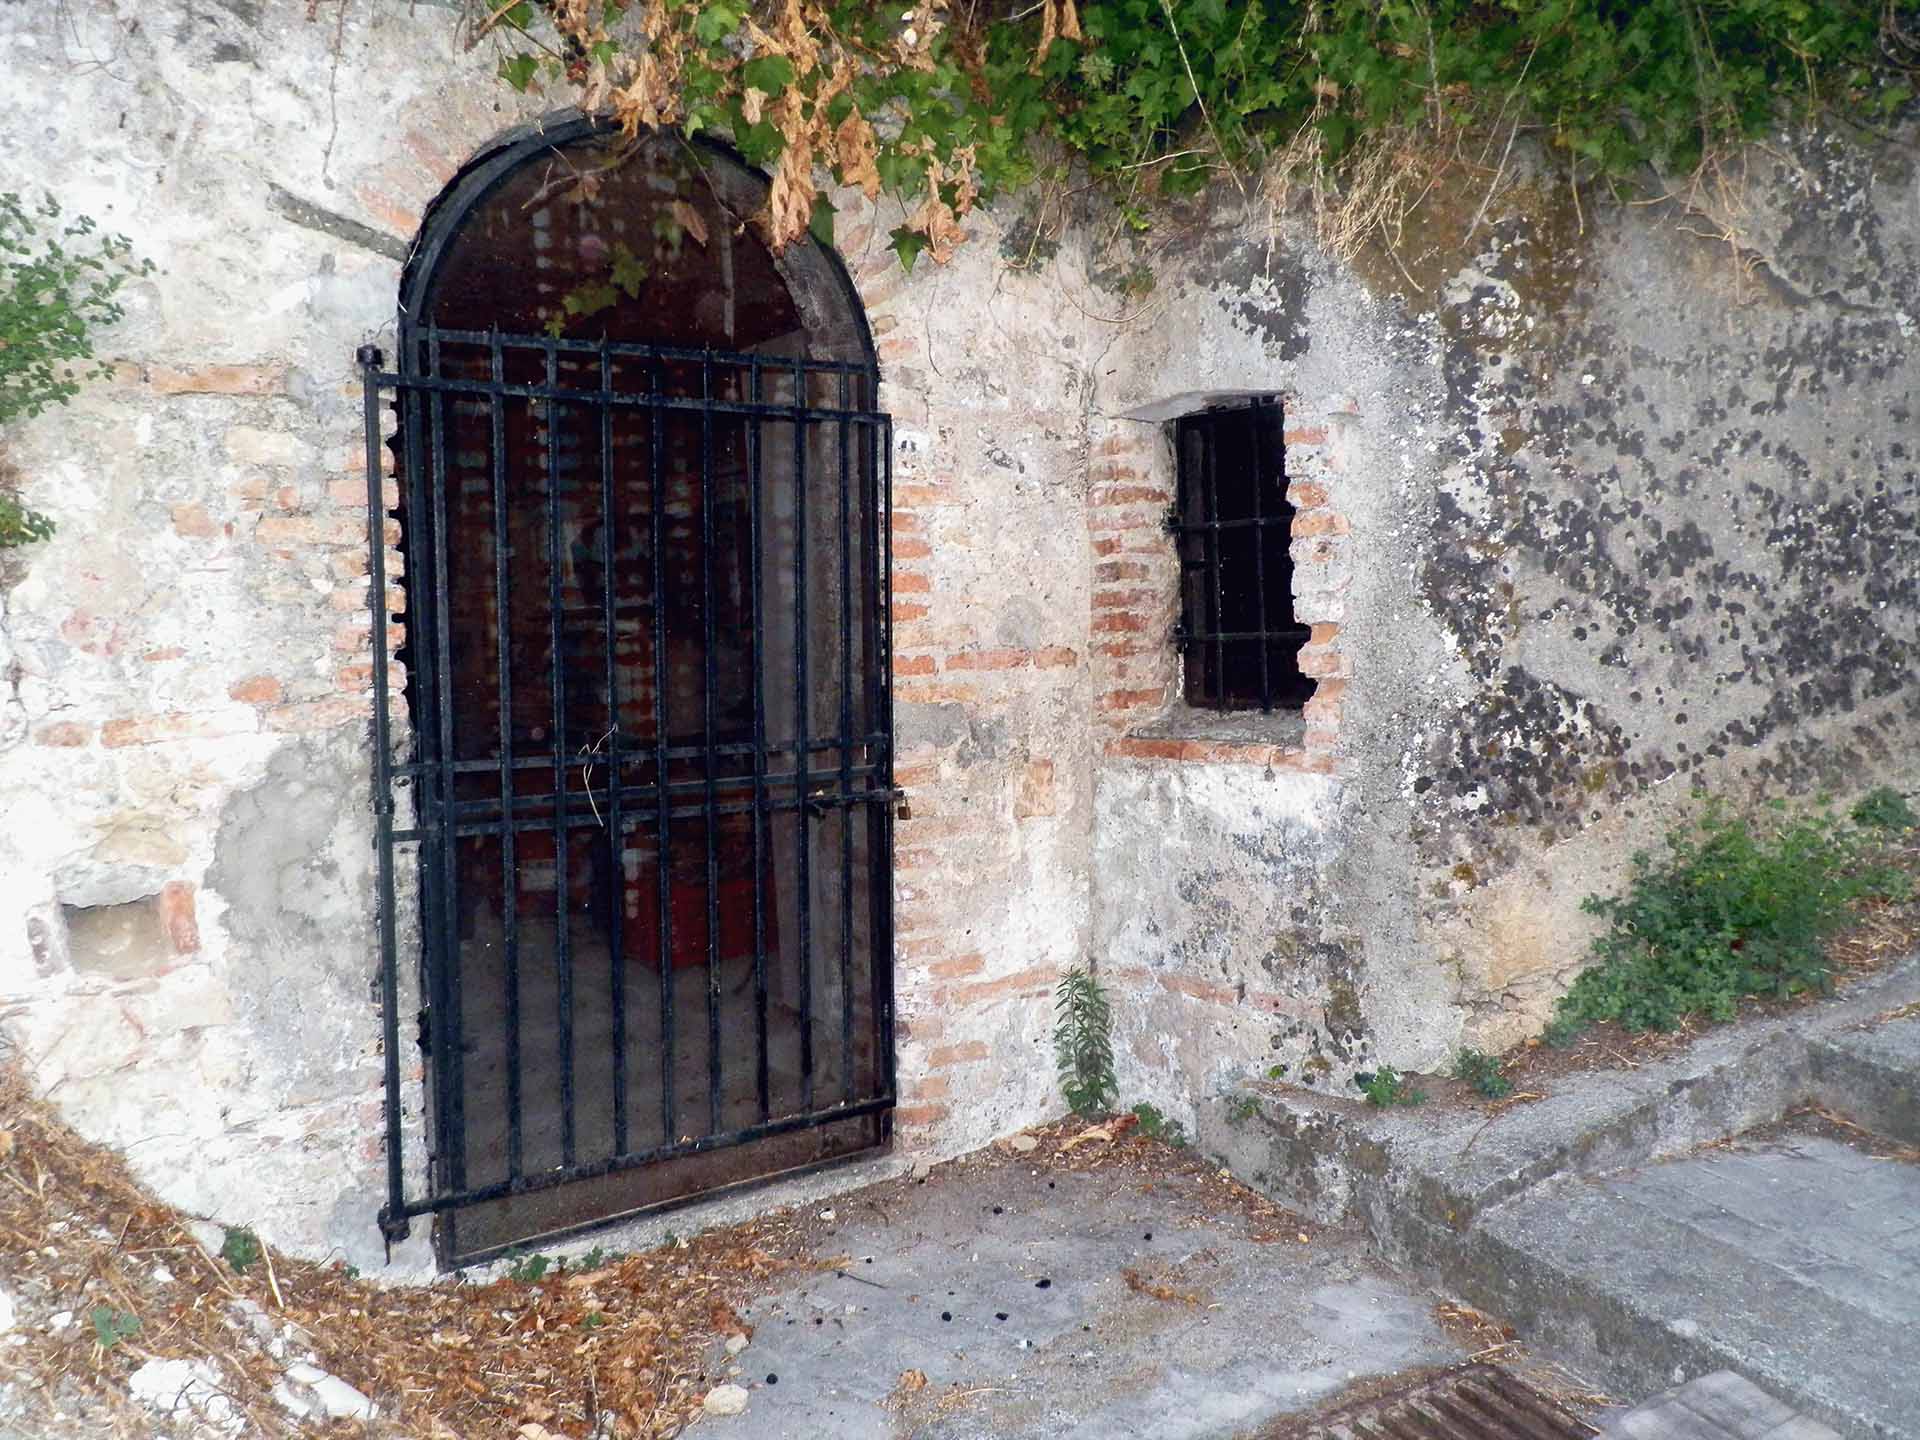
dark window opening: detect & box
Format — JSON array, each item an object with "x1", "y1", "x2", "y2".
[{"x1": 1171, "y1": 399, "x2": 1313, "y2": 712}]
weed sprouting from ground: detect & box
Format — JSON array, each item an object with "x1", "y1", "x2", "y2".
[
  {"x1": 1553, "y1": 792, "x2": 1913, "y2": 1040},
  {"x1": 220, "y1": 1226, "x2": 262, "y2": 1273},
  {"x1": 1852, "y1": 786, "x2": 1918, "y2": 834},
  {"x1": 1054, "y1": 966, "x2": 1117, "y2": 1117},
  {"x1": 1354, "y1": 1066, "x2": 1425, "y2": 1108},
  {"x1": 1130, "y1": 1103, "x2": 1188, "y2": 1148},
  {"x1": 1451, "y1": 1049, "x2": 1513, "y2": 1100}
]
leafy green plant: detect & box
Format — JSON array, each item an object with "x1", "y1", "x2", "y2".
[
  {"x1": 505, "y1": 1250, "x2": 554, "y2": 1283},
  {"x1": 1225, "y1": 1093, "x2": 1263, "y2": 1126},
  {"x1": 1054, "y1": 966, "x2": 1117, "y2": 1117},
  {"x1": 220, "y1": 1226, "x2": 262, "y2": 1273},
  {"x1": 1553, "y1": 794, "x2": 1911, "y2": 1039},
  {"x1": 1451, "y1": 1048, "x2": 1512, "y2": 1100},
  {"x1": 1130, "y1": 1101, "x2": 1187, "y2": 1147},
  {"x1": 90, "y1": 1305, "x2": 141, "y2": 1350},
  {"x1": 482, "y1": 0, "x2": 1918, "y2": 269},
  {"x1": 1, "y1": 191, "x2": 149, "y2": 549},
  {"x1": 1354, "y1": 1066, "x2": 1425, "y2": 1108},
  {"x1": 1852, "y1": 786, "x2": 1918, "y2": 833}
]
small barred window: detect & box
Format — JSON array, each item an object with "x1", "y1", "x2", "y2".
[{"x1": 1171, "y1": 399, "x2": 1312, "y2": 711}]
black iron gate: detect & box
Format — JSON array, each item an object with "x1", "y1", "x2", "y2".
[{"x1": 361, "y1": 326, "x2": 895, "y2": 1264}]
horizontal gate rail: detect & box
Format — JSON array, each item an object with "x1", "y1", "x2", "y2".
[
  {"x1": 380, "y1": 1095, "x2": 898, "y2": 1224},
  {"x1": 381, "y1": 733, "x2": 894, "y2": 785},
  {"x1": 362, "y1": 325, "x2": 895, "y2": 1257}
]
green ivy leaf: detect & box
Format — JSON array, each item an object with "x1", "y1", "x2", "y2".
[
  {"x1": 692, "y1": 0, "x2": 744, "y2": 45},
  {"x1": 889, "y1": 226, "x2": 929, "y2": 272},
  {"x1": 809, "y1": 192, "x2": 836, "y2": 248},
  {"x1": 498, "y1": 54, "x2": 539, "y2": 93},
  {"x1": 609, "y1": 243, "x2": 650, "y2": 298},
  {"x1": 742, "y1": 55, "x2": 797, "y2": 96},
  {"x1": 562, "y1": 281, "x2": 620, "y2": 319}
]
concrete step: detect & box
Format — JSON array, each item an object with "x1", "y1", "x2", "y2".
[
  {"x1": 1603, "y1": 1371, "x2": 1842, "y2": 1440},
  {"x1": 1464, "y1": 1134, "x2": 1920, "y2": 1439},
  {"x1": 1808, "y1": 1012, "x2": 1920, "y2": 1147},
  {"x1": 1197, "y1": 955, "x2": 1920, "y2": 1440}
]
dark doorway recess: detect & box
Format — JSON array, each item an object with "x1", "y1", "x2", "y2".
[
  {"x1": 361, "y1": 119, "x2": 896, "y2": 1267},
  {"x1": 1172, "y1": 399, "x2": 1312, "y2": 712}
]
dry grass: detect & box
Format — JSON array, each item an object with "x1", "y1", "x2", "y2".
[
  {"x1": 0, "y1": 1063, "x2": 824, "y2": 1438},
  {"x1": 0, "y1": 1074, "x2": 1308, "y2": 1440}
]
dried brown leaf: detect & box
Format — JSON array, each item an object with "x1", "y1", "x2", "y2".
[
  {"x1": 835, "y1": 108, "x2": 883, "y2": 200},
  {"x1": 670, "y1": 200, "x2": 710, "y2": 248}
]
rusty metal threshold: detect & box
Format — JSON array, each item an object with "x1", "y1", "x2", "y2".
[{"x1": 1292, "y1": 1362, "x2": 1599, "y2": 1440}]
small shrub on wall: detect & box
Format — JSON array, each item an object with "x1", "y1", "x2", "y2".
[{"x1": 0, "y1": 191, "x2": 147, "y2": 548}]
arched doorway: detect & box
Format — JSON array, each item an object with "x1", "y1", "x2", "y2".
[{"x1": 361, "y1": 118, "x2": 895, "y2": 1266}]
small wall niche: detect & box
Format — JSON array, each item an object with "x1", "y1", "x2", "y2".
[{"x1": 63, "y1": 897, "x2": 176, "y2": 981}]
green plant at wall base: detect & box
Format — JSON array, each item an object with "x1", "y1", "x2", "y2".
[
  {"x1": 484, "y1": 0, "x2": 1919, "y2": 269},
  {"x1": 1130, "y1": 1101, "x2": 1187, "y2": 1147},
  {"x1": 1852, "y1": 786, "x2": 1918, "y2": 833},
  {"x1": 1054, "y1": 965, "x2": 1117, "y2": 1117},
  {"x1": 506, "y1": 1249, "x2": 555, "y2": 1282},
  {"x1": 1450, "y1": 1048, "x2": 1512, "y2": 1100},
  {"x1": 1553, "y1": 794, "x2": 1912, "y2": 1039},
  {"x1": 90, "y1": 1305, "x2": 141, "y2": 1350},
  {"x1": 1354, "y1": 1066, "x2": 1424, "y2": 1107},
  {"x1": 220, "y1": 1226, "x2": 262, "y2": 1273}
]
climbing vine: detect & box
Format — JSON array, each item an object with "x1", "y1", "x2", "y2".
[{"x1": 475, "y1": 0, "x2": 1918, "y2": 266}]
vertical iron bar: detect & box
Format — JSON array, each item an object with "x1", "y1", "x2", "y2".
[
  {"x1": 858, "y1": 400, "x2": 888, "y2": 1111},
  {"x1": 877, "y1": 411, "x2": 896, "y2": 1114},
  {"x1": 836, "y1": 371, "x2": 855, "y2": 1105},
  {"x1": 1174, "y1": 417, "x2": 1193, "y2": 701},
  {"x1": 792, "y1": 357, "x2": 815, "y2": 1112},
  {"x1": 1202, "y1": 417, "x2": 1226, "y2": 708},
  {"x1": 699, "y1": 353, "x2": 723, "y2": 1136},
  {"x1": 397, "y1": 327, "x2": 452, "y2": 1240},
  {"x1": 650, "y1": 360, "x2": 676, "y2": 1141},
  {"x1": 489, "y1": 334, "x2": 524, "y2": 1181},
  {"x1": 425, "y1": 328, "x2": 467, "y2": 1196},
  {"x1": 544, "y1": 340, "x2": 577, "y2": 1169},
  {"x1": 747, "y1": 360, "x2": 771, "y2": 1123},
  {"x1": 598, "y1": 341, "x2": 628, "y2": 1157},
  {"x1": 360, "y1": 347, "x2": 409, "y2": 1241},
  {"x1": 1248, "y1": 401, "x2": 1273, "y2": 713}
]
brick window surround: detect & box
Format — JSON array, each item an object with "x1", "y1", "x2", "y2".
[{"x1": 1090, "y1": 398, "x2": 1350, "y2": 773}]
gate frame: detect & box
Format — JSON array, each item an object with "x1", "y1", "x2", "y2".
[{"x1": 362, "y1": 117, "x2": 895, "y2": 1264}]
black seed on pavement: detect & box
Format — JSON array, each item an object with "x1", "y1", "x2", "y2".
[
  {"x1": 813, "y1": 1317, "x2": 823, "y2": 1325},
  {"x1": 941, "y1": 1311, "x2": 952, "y2": 1322},
  {"x1": 1035, "y1": 1278, "x2": 1051, "y2": 1289},
  {"x1": 992, "y1": 1206, "x2": 1003, "y2": 1214},
  {"x1": 995, "y1": 1312, "x2": 1008, "y2": 1321},
  {"x1": 1144, "y1": 1232, "x2": 1153, "y2": 1241},
  {"x1": 767, "y1": 1374, "x2": 778, "y2": 1385}
]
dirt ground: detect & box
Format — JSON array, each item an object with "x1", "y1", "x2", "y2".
[{"x1": 0, "y1": 1079, "x2": 1335, "y2": 1440}]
